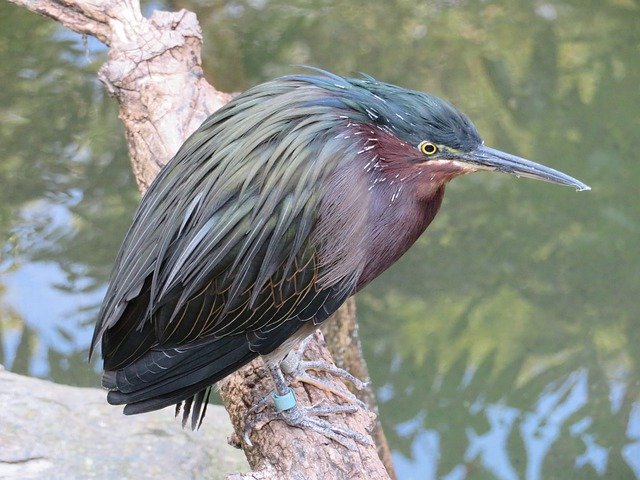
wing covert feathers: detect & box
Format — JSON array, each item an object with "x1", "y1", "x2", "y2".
[{"x1": 92, "y1": 73, "x2": 375, "y2": 425}]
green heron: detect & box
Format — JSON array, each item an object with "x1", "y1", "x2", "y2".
[{"x1": 91, "y1": 69, "x2": 589, "y2": 446}]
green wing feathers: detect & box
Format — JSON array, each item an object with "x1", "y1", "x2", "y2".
[{"x1": 91, "y1": 77, "x2": 357, "y2": 369}]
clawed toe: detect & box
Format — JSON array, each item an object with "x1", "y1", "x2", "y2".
[
  {"x1": 279, "y1": 336, "x2": 371, "y2": 410},
  {"x1": 294, "y1": 368, "x2": 368, "y2": 410},
  {"x1": 243, "y1": 393, "x2": 273, "y2": 446},
  {"x1": 282, "y1": 403, "x2": 373, "y2": 450},
  {"x1": 299, "y1": 360, "x2": 370, "y2": 391},
  {"x1": 244, "y1": 400, "x2": 372, "y2": 450},
  {"x1": 243, "y1": 337, "x2": 373, "y2": 449}
]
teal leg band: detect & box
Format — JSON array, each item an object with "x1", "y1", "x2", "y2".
[{"x1": 272, "y1": 388, "x2": 296, "y2": 412}]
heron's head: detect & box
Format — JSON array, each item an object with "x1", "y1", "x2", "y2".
[{"x1": 294, "y1": 71, "x2": 590, "y2": 196}]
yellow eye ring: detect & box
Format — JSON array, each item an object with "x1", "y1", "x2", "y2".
[{"x1": 419, "y1": 141, "x2": 438, "y2": 155}]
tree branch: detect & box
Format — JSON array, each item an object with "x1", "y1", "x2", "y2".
[
  {"x1": 11, "y1": 0, "x2": 117, "y2": 44},
  {"x1": 9, "y1": 0, "x2": 396, "y2": 477},
  {"x1": 323, "y1": 301, "x2": 396, "y2": 479}
]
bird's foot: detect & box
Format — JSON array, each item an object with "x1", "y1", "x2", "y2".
[
  {"x1": 242, "y1": 335, "x2": 373, "y2": 449},
  {"x1": 280, "y1": 336, "x2": 370, "y2": 409},
  {"x1": 243, "y1": 397, "x2": 372, "y2": 450},
  {"x1": 290, "y1": 360, "x2": 369, "y2": 409}
]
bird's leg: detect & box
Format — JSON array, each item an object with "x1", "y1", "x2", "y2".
[
  {"x1": 280, "y1": 335, "x2": 369, "y2": 409},
  {"x1": 243, "y1": 361, "x2": 373, "y2": 450}
]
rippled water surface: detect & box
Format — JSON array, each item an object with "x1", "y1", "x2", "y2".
[{"x1": 2, "y1": 1, "x2": 639, "y2": 478}]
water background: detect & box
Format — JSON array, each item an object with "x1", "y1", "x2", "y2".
[{"x1": 1, "y1": 1, "x2": 639, "y2": 478}]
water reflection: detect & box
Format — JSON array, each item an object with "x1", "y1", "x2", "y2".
[
  {"x1": 0, "y1": 0, "x2": 136, "y2": 384},
  {"x1": 389, "y1": 368, "x2": 640, "y2": 479},
  {"x1": 1, "y1": 0, "x2": 639, "y2": 478}
]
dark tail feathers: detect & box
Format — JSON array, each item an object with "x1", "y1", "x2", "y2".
[{"x1": 103, "y1": 334, "x2": 257, "y2": 429}]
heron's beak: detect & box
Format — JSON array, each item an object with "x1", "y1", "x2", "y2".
[{"x1": 458, "y1": 145, "x2": 590, "y2": 191}]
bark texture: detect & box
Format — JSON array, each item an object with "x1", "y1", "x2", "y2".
[
  {"x1": 323, "y1": 302, "x2": 396, "y2": 480},
  {"x1": 7, "y1": 0, "x2": 396, "y2": 477}
]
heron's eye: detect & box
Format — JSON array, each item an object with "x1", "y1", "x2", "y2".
[{"x1": 419, "y1": 141, "x2": 438, "y2": 155}]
